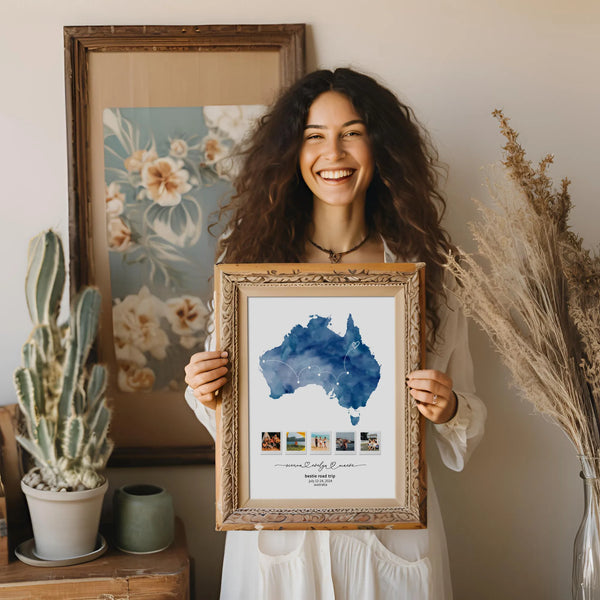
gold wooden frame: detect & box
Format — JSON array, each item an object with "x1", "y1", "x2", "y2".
[
  {"x1": 214, "y1": 263, "x2": 427, "y2": 530},
  {"x1": 63, "y1": 25, "x2": 305, "y2": 466}
]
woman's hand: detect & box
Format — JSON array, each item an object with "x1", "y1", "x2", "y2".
[
  {"x1": 184, "y1": 351, "x2": 229, "y2": 410},
  {"x1": 407, "y1": 369, "x2": 458, "y2": 424}
]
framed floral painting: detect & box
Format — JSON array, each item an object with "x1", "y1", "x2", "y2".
[
  {"x1": 214, "y1": 263, "x2": 427, "y2": 529},
  {"x1": 64, "y1": 25, "x2": 306, "y2": 465}
]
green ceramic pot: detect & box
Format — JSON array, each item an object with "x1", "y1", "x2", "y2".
[{"x1": 113, "y1": 484, "x2": 174, "y2": 554}]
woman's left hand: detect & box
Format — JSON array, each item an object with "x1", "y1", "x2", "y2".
[{"x1": 407, "y1": 369, "x2": 458, "y2": 424}]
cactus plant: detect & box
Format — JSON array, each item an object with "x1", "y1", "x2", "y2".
[{"x1": 14, "y1": 230, "x2": 113, "y2": 491}]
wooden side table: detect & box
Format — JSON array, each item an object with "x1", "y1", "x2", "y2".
[{"x1": 0, "y1": 517, "x2": 190, "y2": 599}]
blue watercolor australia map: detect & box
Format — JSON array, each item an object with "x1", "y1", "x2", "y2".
[{"x1": 259, "y1": 314, "x2": 381, "y2": 425}]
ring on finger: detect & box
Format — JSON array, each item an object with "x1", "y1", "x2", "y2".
[{"x1": 432, "y1": 394, "x2": 438, "y2": 405}]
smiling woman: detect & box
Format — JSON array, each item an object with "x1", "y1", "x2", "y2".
[{"x1": 183, "y1": 67, "x2": 487, "y2": 600}]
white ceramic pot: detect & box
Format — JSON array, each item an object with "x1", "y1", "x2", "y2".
[{"x1": 21, "y1": 479, "x2": 108, "y2": 560}]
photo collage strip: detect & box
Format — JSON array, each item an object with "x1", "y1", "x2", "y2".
[{"x1": 261, "y1": 431, "x2": 381, "y2": 455}]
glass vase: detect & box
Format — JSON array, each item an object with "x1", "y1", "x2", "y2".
[{"x1": 573, "y1": 455, "x2": 600, "y2": 600}]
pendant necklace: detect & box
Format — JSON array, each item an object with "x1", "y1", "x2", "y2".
[{"x1": 308, "y1": 232, "x2": 370, "y2": 263}]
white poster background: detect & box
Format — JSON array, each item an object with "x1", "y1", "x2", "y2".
[{"x1": 248, "y1": 296, "x2": 397, "y2": 499}]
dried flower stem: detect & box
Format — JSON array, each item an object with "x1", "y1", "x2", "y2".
[{"x1": 446, "y1": 111, "x2": 600, "y2": 457}]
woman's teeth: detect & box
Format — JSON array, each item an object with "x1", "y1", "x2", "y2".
[{"x1": 319, "y1": 169, "x2": 353, "y2": 180}]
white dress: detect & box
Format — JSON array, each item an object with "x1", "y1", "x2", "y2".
[{"x1": 185, "y1": 244, "x2": 486, "y2": 599}]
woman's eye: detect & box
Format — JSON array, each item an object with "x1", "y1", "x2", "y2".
[
  {"x1": 305, "y1": 133, "x2": 323, "y2": 141},
  {"x1": 343, "y1": 131, "x2": 361, "y2": 138}
]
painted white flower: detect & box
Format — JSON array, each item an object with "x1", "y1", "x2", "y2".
[
  {"x1": 112, "y1": 286, "x2": 169, "y2": 365},
  {"x1": 199, "y1": 135, "x2": 238, "y2": 181},
  {"x1": 203, "y1": 105, "x2": 266, "y2": 143},
  {"x1": 107, "y1": 217, "x2": 132, "y2": 252},
  {"x1": 165, "y1": 295, "x2": 209, "y2": 336},
  {"x1": 142, "y1": 157, "x2": 192, "y2": 206},
  {"x1": 124, "y1": 149, "x2": 158, "y2": 173},
  {"x1": 113, "y1": 338, "x2": 146, "y2": 366},
  {"x1": 169, "y1": 138, "x2": 188, "y2": 158},
  {"x1": 200, "y1": 135, "x2": 229, "y2": 167},
  {"x1": 117, "y1": 362, "x2": 156, "y2": 392},
  {"x1": 105, "y1": 182, "x2": 125, "y2": 217}
]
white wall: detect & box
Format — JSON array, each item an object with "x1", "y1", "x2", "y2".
[{"x1": 2, "y1": 1, "x2": 598, "y2": 598}]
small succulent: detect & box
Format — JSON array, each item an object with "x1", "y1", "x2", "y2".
[{"x1": 14, "y1": 230, "x2": 113, "y2": 491}]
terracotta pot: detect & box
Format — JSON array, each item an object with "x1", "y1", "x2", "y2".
[{"x1": 21, "y1": 479, "x2": 108, "y2": 560}]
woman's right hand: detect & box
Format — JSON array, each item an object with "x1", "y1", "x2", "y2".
[{"x1": 184, "y1": 351, "x2": 229, "y2": 410}]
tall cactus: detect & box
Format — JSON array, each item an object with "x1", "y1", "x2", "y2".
[{"x1": 14, "y1": 230, "x2": 113, "y2": 491}]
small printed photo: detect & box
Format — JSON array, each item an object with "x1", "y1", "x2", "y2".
[
  {"x1": 310, "y1": 432, "x2": 331, "y2": 454},
  {"x1": 286, "y1": 432, "x2": 306, "y2": 453},
  {"x1": 261, "y1": 432, "x2": 281, "y2": 453},
  {"x1": 335, "y1": 431, "x2": 356, "y2": 454},
  {"x1": 360, "y1": 431, "x2": 381, "y2": 454}
]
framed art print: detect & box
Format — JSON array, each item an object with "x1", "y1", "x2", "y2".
[
  {"x1": 63, "y1": 25, "x2": 305, "y2": 466},
  {"x1": 214, "y1": 263, "x2": 427, "y2": 530}
]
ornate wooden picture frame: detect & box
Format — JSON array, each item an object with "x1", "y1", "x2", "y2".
[
  {"x1": 63, "y1": 25, "x2": 305, "y2": 466},
  {"x1": 214, "y1": 263, "x2": 427, "y2": 530}
]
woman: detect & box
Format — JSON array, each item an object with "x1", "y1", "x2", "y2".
[{"x1": 184, "y1": 68, "x2": 486, "y2": 599}]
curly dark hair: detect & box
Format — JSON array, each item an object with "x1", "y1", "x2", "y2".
[{"x1": 214, "y1": 67, "x2": 456, "y2": 343}]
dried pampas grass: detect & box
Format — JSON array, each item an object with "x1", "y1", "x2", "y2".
[{"x1": 446, "y1": 110, "x2": 600, "y2": 457}]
